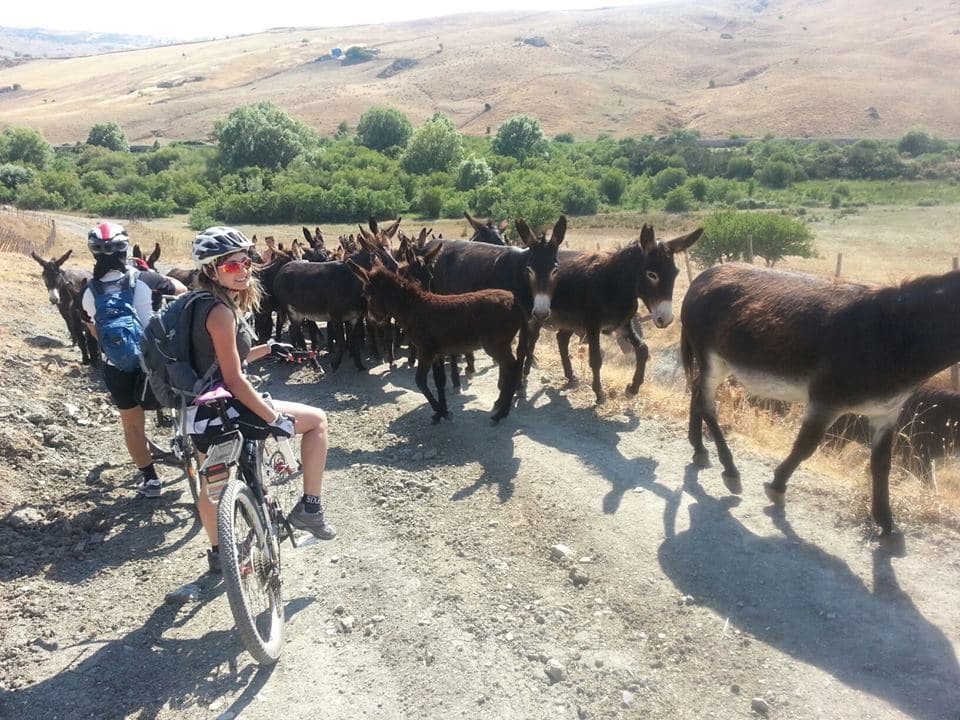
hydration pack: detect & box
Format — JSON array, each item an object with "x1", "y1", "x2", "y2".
[
  {"x1": 93, "y1": 270, "x2": 143, "y2": 372},
  {"x1": 139, "y1": 290, "x2": 219, "y2": 409}
]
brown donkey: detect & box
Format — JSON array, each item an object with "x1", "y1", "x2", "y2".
[
  {"x1": 348, "y1": 259, "x2": 527, "y2": 424},
  {"x1": 681, "y1": 263, "x2": 960, "y2": 546}
]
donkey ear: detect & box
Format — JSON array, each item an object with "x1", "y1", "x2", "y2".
[
  {"x1": 639, "y1": 224, "x2": 657, "y2": 253},
  {"x1": 133, "y1": 244, "x2": 143, "y2": 259},
  {"x1": 665, "y1": 227, "x2": 704, "y2": 255},
  {"x1": 383, "y1": 217, "x2": 402, "y2": 239},
  {"x1": 55, "y1": 249, "x2": 73, "y2": 266},
  {"x1": 345, "y1": 259, "x2": 369, "y2": 283},
  {"x1": 302, "y1": 226, "x2": 314, "y2": 245},
  {"x1": 30, "y1": 251, "x2": 46, "y2": 266},
  {"x1": 359, "y1": 225, "x2": 375, "y2": 241},
  {"x1": 515, "y1": 219, "x2": 537, "y2": 248},
  {"x1": 148, "y1": 243, "x2": 161, "y2": 265},
  {"x1": 315, "y1": 228, "x2": 325, "y2": 247},
  {"x1": 423, "y1": 242, "x2": 443, "y2": 266},
  {"x1": 550, "y1": 214, "x2": 567, "y2": 248},
  {"x1": 251, "y1": 235, "x2": 258, "y2": 244},
  {"x1": 464, "y1": 212, "x2": 484, "y2": 232}
]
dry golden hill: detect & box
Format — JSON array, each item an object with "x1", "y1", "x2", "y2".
[{"x1": 1, "y1": 0, "x2": 958, "y2": 145}]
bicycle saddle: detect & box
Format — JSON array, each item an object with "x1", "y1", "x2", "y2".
[{"x1": 195, "y1": 383, "x2": 234, "y2": 406}]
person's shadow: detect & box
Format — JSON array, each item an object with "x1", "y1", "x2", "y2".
[
  {"x1": 0, "y1": 582, "x2": 314, "y2": 719},
  {"x1": 658, "y1": 465, "x2": 960, "y2": 720}
]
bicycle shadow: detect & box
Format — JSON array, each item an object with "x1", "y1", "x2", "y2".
[
  {"x1": 0, "y1": 581, "x2": 315, "y2": 719},
  {"x1": 657, "y1": 465, "x2": 960, "y2": 720}
]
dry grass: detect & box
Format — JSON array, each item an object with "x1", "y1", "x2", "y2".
[{"x1": 1, "y1": 1, "x2": 959, "y2": 145}]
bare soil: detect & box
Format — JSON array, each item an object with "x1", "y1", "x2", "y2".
[{"x1": 2, "y1": 223, "x2": 960, "y2": 720}]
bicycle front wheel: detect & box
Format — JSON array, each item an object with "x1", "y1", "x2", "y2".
[{"x1": 217, "y1": 479, "x2": 284, "y2": 665}]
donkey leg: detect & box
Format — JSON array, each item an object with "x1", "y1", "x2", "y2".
[
  {"x1": 587, "y1": 330, "x2": 605, "y2": 404},
  {"x1": 765, "y1": 407, "x2": 834, "y2": 505},
  {"x1": 465, "y1": 352, "x2": 476, "y2": 375},
  {"x1": 329, "y1": 320, "x2": 345, "y2": 371},
  {"x1": 522, "y1": 323, "x2": 540, "y2": 380},
  {"x1": 449, "y1": 354, "x2": 462, "y2": 392},
  {"x1": 349, "y1": 319, "x2": 366, "y2": 371},
  {"x1": 414, "y1": 359, "x2": 443, "y2": 423},
  {"x1": 557, "y1": 330, "x2": 576, "y2": 383},
  {"x1": 488, "y1": 347, "x2": 518, "y2": 422},
  {"x1": 432, "y1": 359, "x2": 451, "y2": 421},
  {"x1": 688, "y1": 381, "x2": 709, "y2": 467},
  {"x1": 869, "y1": 425, "x2": 899, "y2": 542},
  {"x1": 620, "y1": 320, "x2": 650, "y2": 396}
]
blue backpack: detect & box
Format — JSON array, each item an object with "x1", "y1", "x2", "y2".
[{"x1": 93, "y1": 269, "x2": 144, "y2": 372}]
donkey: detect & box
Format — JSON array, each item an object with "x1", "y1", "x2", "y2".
[
  {"x1": 166, "y1": 267, "x2": 200, "y2": 289},
  {"x1": 465, "y1": 212, "x2": 507, "y2": 245},
  {"x1": 680, "y1": 263, "x2": 960, "y2": 545},
  {"x1": 273, "y1": 238, "x2": 399, "y2": 371},
  {"x1": 540, "y1": 224, "x2": 703, "y2": 403},
  {"x1": 348, "y1": 258, "x2": 527, "y2": 424},
  {"x1": 30, "y1": 250, "x2": 98, "y2": 364},
  {"x1": 300, "y1": 227, "x2": 332, "y2": 262},
  {"x1": 423, "y1": 215, "x2": 565, "y2": 388},
  {"x1": 825, "y1": 383, "x2": 960, "y2": 487}
]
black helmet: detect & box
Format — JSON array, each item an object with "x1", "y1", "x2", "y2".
[
  {"x1": 87, "y1": 222, "x2": 129, "y2": 256},
  {"x1": 192, "y1": 226, "x2": 253, "y2": 268}
]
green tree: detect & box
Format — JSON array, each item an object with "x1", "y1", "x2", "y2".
[
  {"x1": 86, "y1": 122, "x2": 129, "y2": 152},
  {"x1": 693, "y1": 210, "x2": 816, "y2": 266},
  {"x1": 0, "y1": 163, "x2": 35, "y2": 190},
  {"x1": 492, "y1": 114, "x2": 547, "y2": 163},
  {"x1": 598, "y1": 168, "x2": 628, "y2": 204},
  {"x1": 356, "y1": 107, "x2": 413, "y2": 152},
  {"x1": 401, "y1": 116, "x2": 464, "y2": 175},
  {"x1": 757, "y1": 160, "x2": 795, "y2": 188},
  {"x1": 80, "y1": 170, "x2": 114, "y2": 194},
  {"x1": 725, "y1": 155, "x2": 753, "y2": 180},
  {"x1": 0, "y1": 126, "x2": 53, "y2": 169},
  {"x1": 456, "y1": 155, "x2": 493, "y2": 191},
  {"x1": 651, "y1": 167, "x2": 688, "y2": 198},
  {"x1": 897, "y1": 129, "x2": 948, "y2": 157},
  {"x1": 215, "y1": 102, "x2": 317, "y2": 170},
  {"x1": 561, "y1": 179, "x2": 599, "y2": 215},
  {"x1": 663, "y1": 186, "x2": 694, "y2": 213}
]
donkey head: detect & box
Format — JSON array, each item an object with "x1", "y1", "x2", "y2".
[
  {"x1": 398, "y1": 240, "x2": 440, "y2": 292},
  {"x1": 30, "y1": 249, "x2": 73, "y2": 304},
  {"x1": 347, "y1": 256, "x2": 391, "y2": 324},
  {"x1": 132, "y1": 242, "x2": 161, "y2": 269},
  {"x1": 465, "y1": 212, "x2": 507, "y2": 245},
  {"x1": 516, "y1": 215, "x2": 566, "y2": 322},
  {"x1": 634, "y1": 224, "x2": 702, "y2": 328}
]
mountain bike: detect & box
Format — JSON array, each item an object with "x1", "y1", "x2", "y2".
[{"x1": 196, "y1": 384, "x2": 312, "y2": 665}]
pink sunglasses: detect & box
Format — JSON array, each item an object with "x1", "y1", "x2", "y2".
[{"x1": 218, "y1": 256, "x2": 253, "y2": 274}]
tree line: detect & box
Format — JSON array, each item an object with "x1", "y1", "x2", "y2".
[{"x1": 0, "y1": 104, "x2": 956, "y2": 263}]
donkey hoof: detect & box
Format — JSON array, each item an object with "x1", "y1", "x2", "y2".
[
  {"x1": 763, "y1": 482, "x2": 785, "y2": 506},
  {"x1": 625, "y1": 383, "x2": 640, "y2": 397},
  {"x1": 595, "y1": 393, "x2": 606, "y2": 405},
  {"x1": 692, "y1": 450, "x2": 710, "y2": 468},
  {"x1": 878, "y1": 528, "x2": 906, "y2": 554},
  {"x1": 431, "y1": 413, "x2": 443, "y2": 425},
  {"x1": 723, "y1": 472, "x2": 743, "y2": 495}
]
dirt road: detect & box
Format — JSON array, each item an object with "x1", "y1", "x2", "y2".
[{"x1": 1, "y1": 250, "x2": 959, "y2": 720}]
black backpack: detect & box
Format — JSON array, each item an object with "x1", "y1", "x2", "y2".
[{"x1": 139, "y1": 290, "x2": 219, "y2": 409}]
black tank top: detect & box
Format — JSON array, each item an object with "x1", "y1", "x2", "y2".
[{"x1": 190, "y1": 298, "x2": 254, "y2": 381}]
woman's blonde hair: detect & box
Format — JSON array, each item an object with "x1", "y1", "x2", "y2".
[{"x1": 197, "y1": 263, "x2": 263, "y2": 314}]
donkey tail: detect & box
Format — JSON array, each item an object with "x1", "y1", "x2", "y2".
[{"x1": 680, "y1": 323, "x2": 696, "y2": 387}]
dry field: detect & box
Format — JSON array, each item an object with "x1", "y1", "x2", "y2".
[{"x1": 1, "y1": 0, "x2": 959, "y2": 145}]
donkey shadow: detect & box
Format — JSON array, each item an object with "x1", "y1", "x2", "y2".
[
  {"x1": 0, "y1": 583, "x2": 314, "y2": 719},
  {"x1": 517, "y1": 386, "x2": 658, "y2": 514},
  {"x1": 658, "y1": 466, "x2": 960, "y2": 720}
]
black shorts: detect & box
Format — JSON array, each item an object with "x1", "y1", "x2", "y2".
[
  {"x1": 102, "y1": 364, "x2": 142, "y2": 410},
  {"x1": 188, "y1": 399, "x2": 273, "y2": 454}
]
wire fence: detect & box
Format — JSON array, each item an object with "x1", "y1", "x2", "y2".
[{"x1": 0, "y1": 206, "x2": 57, "y2": 255}]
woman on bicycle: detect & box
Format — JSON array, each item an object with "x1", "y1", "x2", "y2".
[{"x1": 189, "y1": 226, "x2": 335, "y2": 574}]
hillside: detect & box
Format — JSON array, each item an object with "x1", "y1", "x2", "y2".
[
  {"x1": 0, "y1": 0, "x2": 958, "y2": 144},
  {"x1": 0, "y1": 26, "x2": 176, "y2": 62}
]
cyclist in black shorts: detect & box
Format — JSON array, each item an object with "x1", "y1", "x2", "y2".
[{"x1": 81, "y1": 222, "x2": 188, "y2": 498}]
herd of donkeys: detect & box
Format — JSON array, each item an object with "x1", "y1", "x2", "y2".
[{"x1": 28, "y1": 211, "x2": 960, "y2": 547}]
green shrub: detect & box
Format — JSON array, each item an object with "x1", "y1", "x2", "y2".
[
  {"x1": 651, "y1": 167, "x2": 688, "y2": 198},
  {"x1": 693, "y1": 210, "x2": 815, "y2": 266},
  {"x1": 16, "y1": 183, "x2": 64, "y2": 210},
  {"x1": 663, "y1": 186, "x2": 694, "y2": 213},
  {"x1": 598, "y1": 168, "x2": 628, "y2": 204},
  {"x1": 561, "y1": 179, "x2": 600, "y2": 215}
]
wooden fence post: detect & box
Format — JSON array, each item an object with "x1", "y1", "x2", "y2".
[
  {"x1": 835, "y1": 252, "x2": 843, "y2": 277},
  {"x1": 684, "y1": 251, "x2": 693, "y2": 283},
  {"x1": 746, "y1": 234, "x2": 754, "y2": 265}
]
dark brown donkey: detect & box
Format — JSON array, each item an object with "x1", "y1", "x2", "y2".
[
  {"x1": 30, "y1": 250, "x2": 98, "y2": 364},
  {"x1": 681, "y1": 263, "x2": 960, "y2": 545},
  {"x1": 348, "y1": 259, "x2": 527, "y2": 424},
  {"x1": 540, "y1": 224, "x2": 702, "y2": 403},
  {"x1": 424, "y1": 215, "x2": 565, "y2": 387},
  {"x1": 825, "y1": 383, "x2": 960, "y2": 487}
]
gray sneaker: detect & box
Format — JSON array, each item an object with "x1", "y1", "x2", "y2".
[
  {"x1": 139, "y1": 477, "x2": 162, "y2": 499},
  {"x1": 288, "y1": 501, "x2": 337, "y2": 540}
]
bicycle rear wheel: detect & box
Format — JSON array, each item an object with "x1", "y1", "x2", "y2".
[{"x1": 217, "y1": 479, "x2": 284, "y2": 665}]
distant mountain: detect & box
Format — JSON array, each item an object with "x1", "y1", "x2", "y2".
[
  {"x1": 0, "y1": 1, "x2": 958, "y2": 144},
  {"x1": 0, "y1": 25, "x2": 178, "y2": 62}
]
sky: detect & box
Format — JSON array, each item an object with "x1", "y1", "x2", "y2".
[{"x1": 3, "y1": 1, "x2": 653, "y2": 41}]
